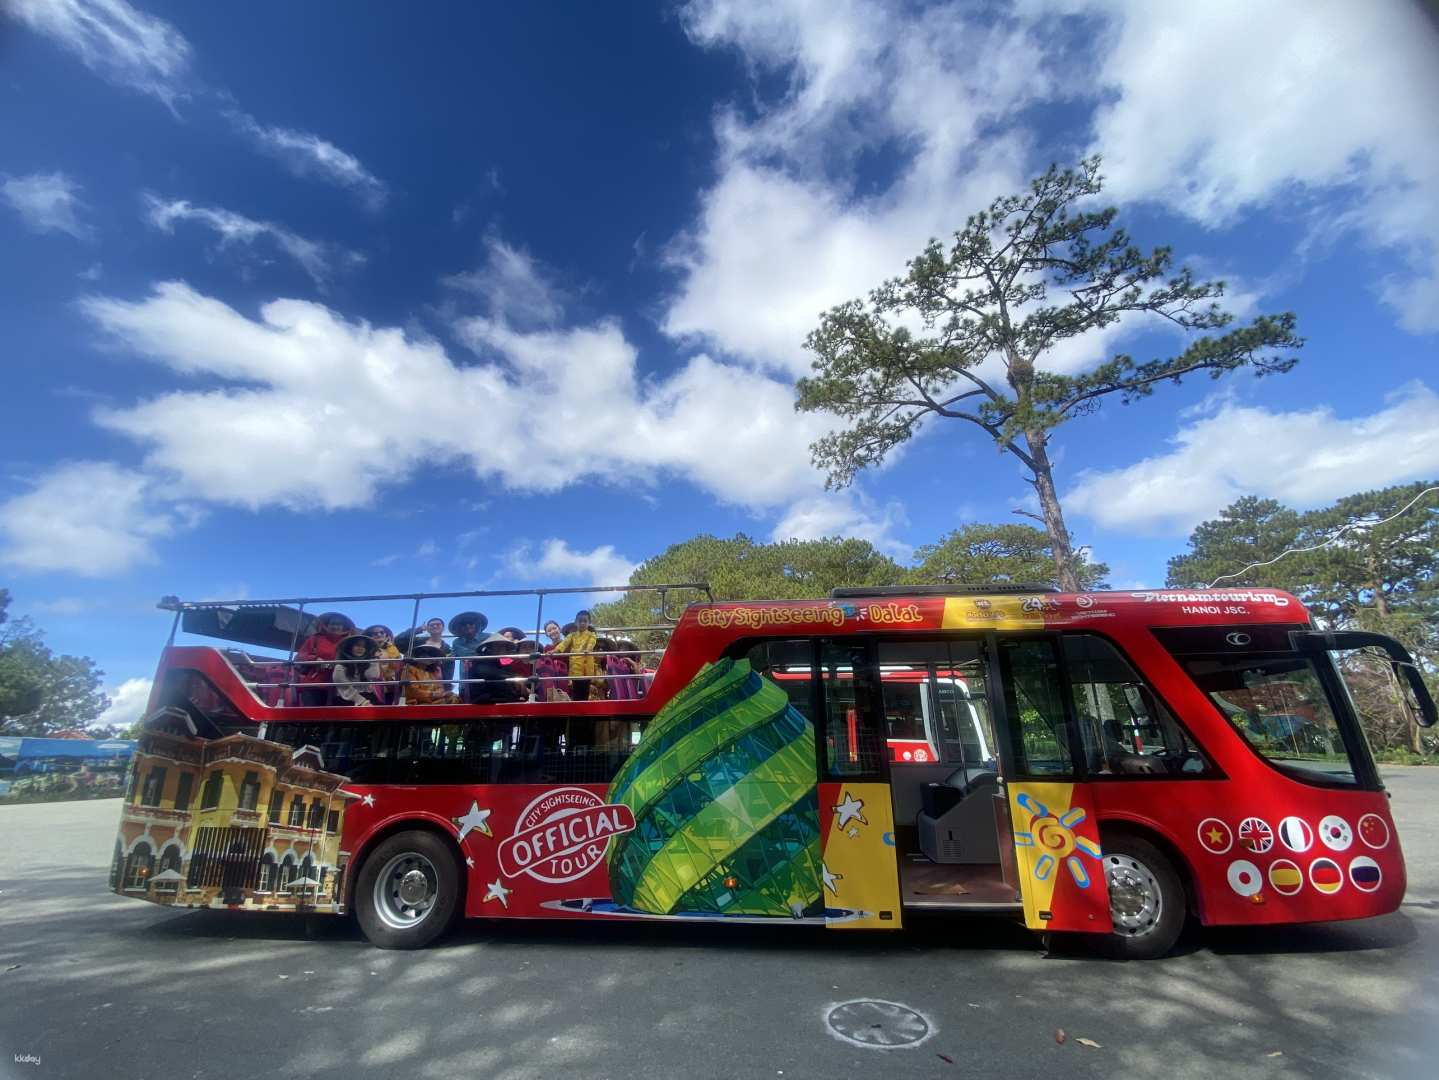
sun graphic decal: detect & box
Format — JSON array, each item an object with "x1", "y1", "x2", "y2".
[{"x1": 1013, "y1": 791, "x2": 1103, "y2": 889}]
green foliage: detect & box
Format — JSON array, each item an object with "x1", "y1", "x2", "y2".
[
  {"x1": 0, "y1": 589, "x2": 110, "y2": 736},
  {"x1": 1168, "y1": 482, "x2": 1438, "y2": 755},
  {"x1": 590, "y1": 534, "x2": 905, "y2": 646},
  {"x1": 797, "y1": 156, "x2": 1302, "y2": 589},
  {"x1": 907, "y1": 523, "x2": 1108, "y2": 590}
]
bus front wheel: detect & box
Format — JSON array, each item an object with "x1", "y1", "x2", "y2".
[
  {"x1": 355, "y1": 830, "x2": 464, "y2": 950},
  {"x1": 1099, "y1": 834, "x2": 1185, "y2": 960}
]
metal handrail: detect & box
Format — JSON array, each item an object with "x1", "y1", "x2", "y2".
[{"x1": 158, "y1": 582, "x2": 713, "y2": 612}]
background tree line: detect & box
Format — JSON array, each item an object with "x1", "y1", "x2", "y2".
[{"x1": 0, "y1": 589, "x2": 110, "y2": 738}]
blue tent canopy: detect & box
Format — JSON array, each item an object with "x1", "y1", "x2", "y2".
[{"x1": 0, "y1": 738, "x2": 135, "y2": 761}]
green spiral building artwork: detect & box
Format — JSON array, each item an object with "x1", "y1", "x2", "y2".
[{"x1": 605, "y1": 658, "x2": 822, "y2": 917}]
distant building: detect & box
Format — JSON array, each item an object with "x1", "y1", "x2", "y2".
[{"x1": 112, "y1": 726, "x2": 355, "y2": 912}]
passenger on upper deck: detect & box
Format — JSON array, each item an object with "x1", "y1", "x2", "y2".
[
  {"x1": 534, "y1": 620, "x2": 570, "y2": 702},
  {"x1": 402, "y1": 644, "x2": 459, "y2": 705},
  {"x1": 333, "y1": 635, "x2": 384, "y2": 706},
  {"x1": 555, "y1": 610, "x2": 603, "y2": 701},
  {"x1": 421, "y1": 617, "x2": 454, "y2": 681},
  {"x1": 470, "y1": 632, "x2": 528, "y2": 704},
  {"x1": 448, "y1": 611, "x2": 488, "y2": 702},
  {"x1": 606, "y1": 638, "x2": 643, "y2": 700},
  {"x1": 294, "y1": 612, "x2": 354, "y2": 706},
  {"x1": 366, "y1": 625, "x2": 402, "y2": 703}
]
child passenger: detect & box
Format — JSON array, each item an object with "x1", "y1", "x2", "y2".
[
  {"x1": 555, "y1": 610, "x2": 603, "y2": 701},
  {"x1": 294, "y1": 612, "x2": 354, "y2": 707}
]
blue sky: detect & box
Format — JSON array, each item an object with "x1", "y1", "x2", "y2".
[{"x1": 2, "y1": 0, "x2": 1437, "y2": 726}]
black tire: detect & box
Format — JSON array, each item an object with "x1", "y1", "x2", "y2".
[
  {"x1": 1097, "y1": 833, "x2": 1186, "y2": 960},
  {"x1": 354, "y1": 830, "x2": 464, "y2": 950}
]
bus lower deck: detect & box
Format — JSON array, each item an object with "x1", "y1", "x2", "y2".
[{"x1": 111, "y1": 584, "x2": 1435, "y2": 957}]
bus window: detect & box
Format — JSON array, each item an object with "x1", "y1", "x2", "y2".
[
  {"x1": 820, "y1": 640, "x2": 884, "y2": 778},
  {"x1": 875, "y1": 640, "x2": 997, "y2": 768},
  {"x1": 998, "y1": 639, "x2": 1073, "y2": 777},
  {"x1": 1061, "y1": 635, "x2": 1209, "y2": 777},
  {"x1": 741, "y1": 639, "x2": 818, "y2": 724}
]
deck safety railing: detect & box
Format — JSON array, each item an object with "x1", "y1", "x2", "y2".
[{"x1": 158, "y1": 583, "x2": 713, "y2": 705}]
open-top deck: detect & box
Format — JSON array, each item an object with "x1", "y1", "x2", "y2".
[{"x1": 149, "y1": 584, "x2": 1314, "y2": 725}]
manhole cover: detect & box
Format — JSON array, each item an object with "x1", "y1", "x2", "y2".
[{"x1": 824, "y1": 999, "x2": 934, "y2": 1049}]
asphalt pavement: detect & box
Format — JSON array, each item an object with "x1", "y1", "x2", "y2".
[{"x1": 3, "y1": 769, "x2": 1437, "y2": 1080}]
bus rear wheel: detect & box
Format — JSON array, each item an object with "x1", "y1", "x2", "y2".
[
  {"x1": 1099, "y1": 834, "x2": 1185, "y2": 960},
  {"x1": 355, "y1": 830, "x2": 463, "y2": 950}
]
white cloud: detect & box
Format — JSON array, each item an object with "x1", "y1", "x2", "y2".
[
  {"x1": 770, "y1": 493, "x2": 910, "y2": 557},
  {"x1": 229, "y1": 112, "x2": 388, "y2": 210},
  {"x1": 6, "y1": 0, "x2": 191, "y2": 107},
  {"x1": 442, "y1": 237, "x2": 566, "y2": 326},
  {"x1": 79, "y1": 281, "x2": 834, "y2": 516},
  {"x1": 508, "y1": 539, "x2": 638, "y2": 589},
  {"x1": 665, "y1": 0, "x2": 1057, "y2": 374},
  {"x1": 0, "y1": 461, "x2": 179, "y2": 576},
  {"x1": 96, "y1": 677, "x2": 152, "y2": 730},
  {"x1": 1066, "y1": 382, "x2": 1439, "y2": 533},
  {"x1": 2, "y1": 171, "x2": 92, "y2": 240},
  {"x1": 27, "y1": 597, "x2": 91, "y2": 616},
  {"x1": 1063, "y1": 0, "x2": 1439, "y2": 333},
  {"x1": 143, "y1": 194, "x2": 363, "y2": 289}
]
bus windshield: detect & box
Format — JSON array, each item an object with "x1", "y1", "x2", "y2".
[{"x1": 1179, "y1": 653, "x2": 1361, "y2": 784}]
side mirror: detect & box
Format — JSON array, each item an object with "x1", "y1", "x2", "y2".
[{"x1": 1289, "y1": 630, "x2": 1438, "y2": 728}]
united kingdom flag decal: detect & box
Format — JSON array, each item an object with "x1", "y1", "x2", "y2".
[{"x1": 1237, "y1": 817, "x2": 1273, "y2": 854}]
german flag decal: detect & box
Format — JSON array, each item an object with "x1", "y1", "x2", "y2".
[{"x1": 1309, "y1": 857, "x2": 1344, "y2": 895}]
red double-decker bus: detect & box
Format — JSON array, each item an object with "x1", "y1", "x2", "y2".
[{"x1": 111, "y1": 583, "x2": 1434, "y2": 959}]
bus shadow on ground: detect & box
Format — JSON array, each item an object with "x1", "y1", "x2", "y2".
[{"x1": 126, "y1": 901, "x2": 1420, "y2": 961}]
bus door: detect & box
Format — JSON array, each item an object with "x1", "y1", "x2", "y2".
[
  {"x1": 817, "y1": 639, "x2": 903, "y2": 930},
  {"x1": 993, "y1": 635, "x2": 1112, "y2": 934}
]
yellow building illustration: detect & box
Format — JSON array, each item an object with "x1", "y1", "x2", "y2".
[{"x1": 111, "y1": 719, "x2": 355, "y2": 913}]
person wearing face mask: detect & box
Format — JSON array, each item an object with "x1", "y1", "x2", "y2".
[
  {"x1": 365, "y1": 625, "x2": 403, "y2": 703},
  {"x1": 294, "y1": 612, "x2": 355, "y2": 706}
]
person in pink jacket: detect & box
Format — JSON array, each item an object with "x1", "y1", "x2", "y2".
[{"x1": 293, "y1": 611, "x2": 354, "y2": 706}]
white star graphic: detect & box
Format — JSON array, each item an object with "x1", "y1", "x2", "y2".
[
  {"x1": 847, "y1": 827, "x2": 859, "y2": 839},
  {"x1": 453, "y1": 801, "x2": 493, "y2": 842},
  {"x1": 833, "y1": 792, "x2": 867, "y2": 829},
  {"x1": 361, "y1": 793, "x2": 375, "y2": 808},
  {"x1": 822, "y1": 863, "x2": 842, "y2": 895},
  {"x1": 483, "y1": 879, "x2": 511, "y2": 908},
  {"x1": 465, "y1": 857, "x2": 475, "y2": 869}
]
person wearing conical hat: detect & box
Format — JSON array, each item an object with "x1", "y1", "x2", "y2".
[
  {"x1": 294, "y1": 612, "x2": 354, "y2": 707},
  {"x1": 333, "y1": 634, "x2": 383, "y2": 706},
  {"x1": 402, "y1": 644, "x2": 459, "y2": 705}
]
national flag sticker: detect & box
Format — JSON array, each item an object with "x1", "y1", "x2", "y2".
[
  {"x1": 1348, "y1": 855, "x2": 1382, "y2": 892},
  {"x1": 1357, "y1": 813, "x2": 1390, "y2": 850},
  {"x1": 1277, "y1": 816, "x2": 1313, "y2": 853},
  {"x1": 1197, "y1": 817, "x2": 1232, "y2": 855},
  {"x1": 1309, "y1": 857, "x2": 1344, "y2": 895},
  {"x1": 1268, "y1": 859, "x2": 1304, "y2": 896},
  {"x1": 1237, "y1": 817, "x2": 1273, "y2": 854},
  {"x1": 1227, "y1": 859, "x2": 1263, "y2": 897},
  {"x1": 1318, "y1": 815, "x2": 1353, "y2": 852}
]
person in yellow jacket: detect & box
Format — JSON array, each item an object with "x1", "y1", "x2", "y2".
[
  {"x1": 555, "y1": 609, "x2": 605, "y2": 701},
  {"x1": 365, "y1": 624, "x2": 404, "y2": 703},
  {"x1": 401, "y1": 645, "x2": 459, "y2": 705}
]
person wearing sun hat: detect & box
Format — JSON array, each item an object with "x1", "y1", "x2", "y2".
[
  {"x1": 294, "y1": 611, "x2": 354, "y2": 706},
  {"x1": 332, "y1": 634, "x2": 383, "y2": 706},
  {"x1": 448, "y1": 611, "x2": 489, "y2": 701}
]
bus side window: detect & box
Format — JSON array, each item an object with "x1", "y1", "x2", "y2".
[
  {"x1": 1061, "y1": 635, "x2": 1209, "y2": 777},
  {"x1": 820, "y1": 640, "x2": 884, "y2": 778},
  {"x1": 741, "y1": 639, "x2": 818, "y2": 725},
  {"x1": 998, "y1": 638, "x2": 1073, "y2": 778}
]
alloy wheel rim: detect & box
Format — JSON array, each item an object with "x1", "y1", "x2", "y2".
[
  {"x1": 373, "y1": 852, "x2": 439, "y2": 931},
  {"x1": 1105, "y1": 853, "x2": 1162, "y2": 937}
]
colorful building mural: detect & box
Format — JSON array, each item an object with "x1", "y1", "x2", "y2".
[
  {"x1": 111, "y1": 726, "x2": 355, "y2": 912},
  {"x1": 0, "y1": 736, "x2": 135, "y2": 802}
]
